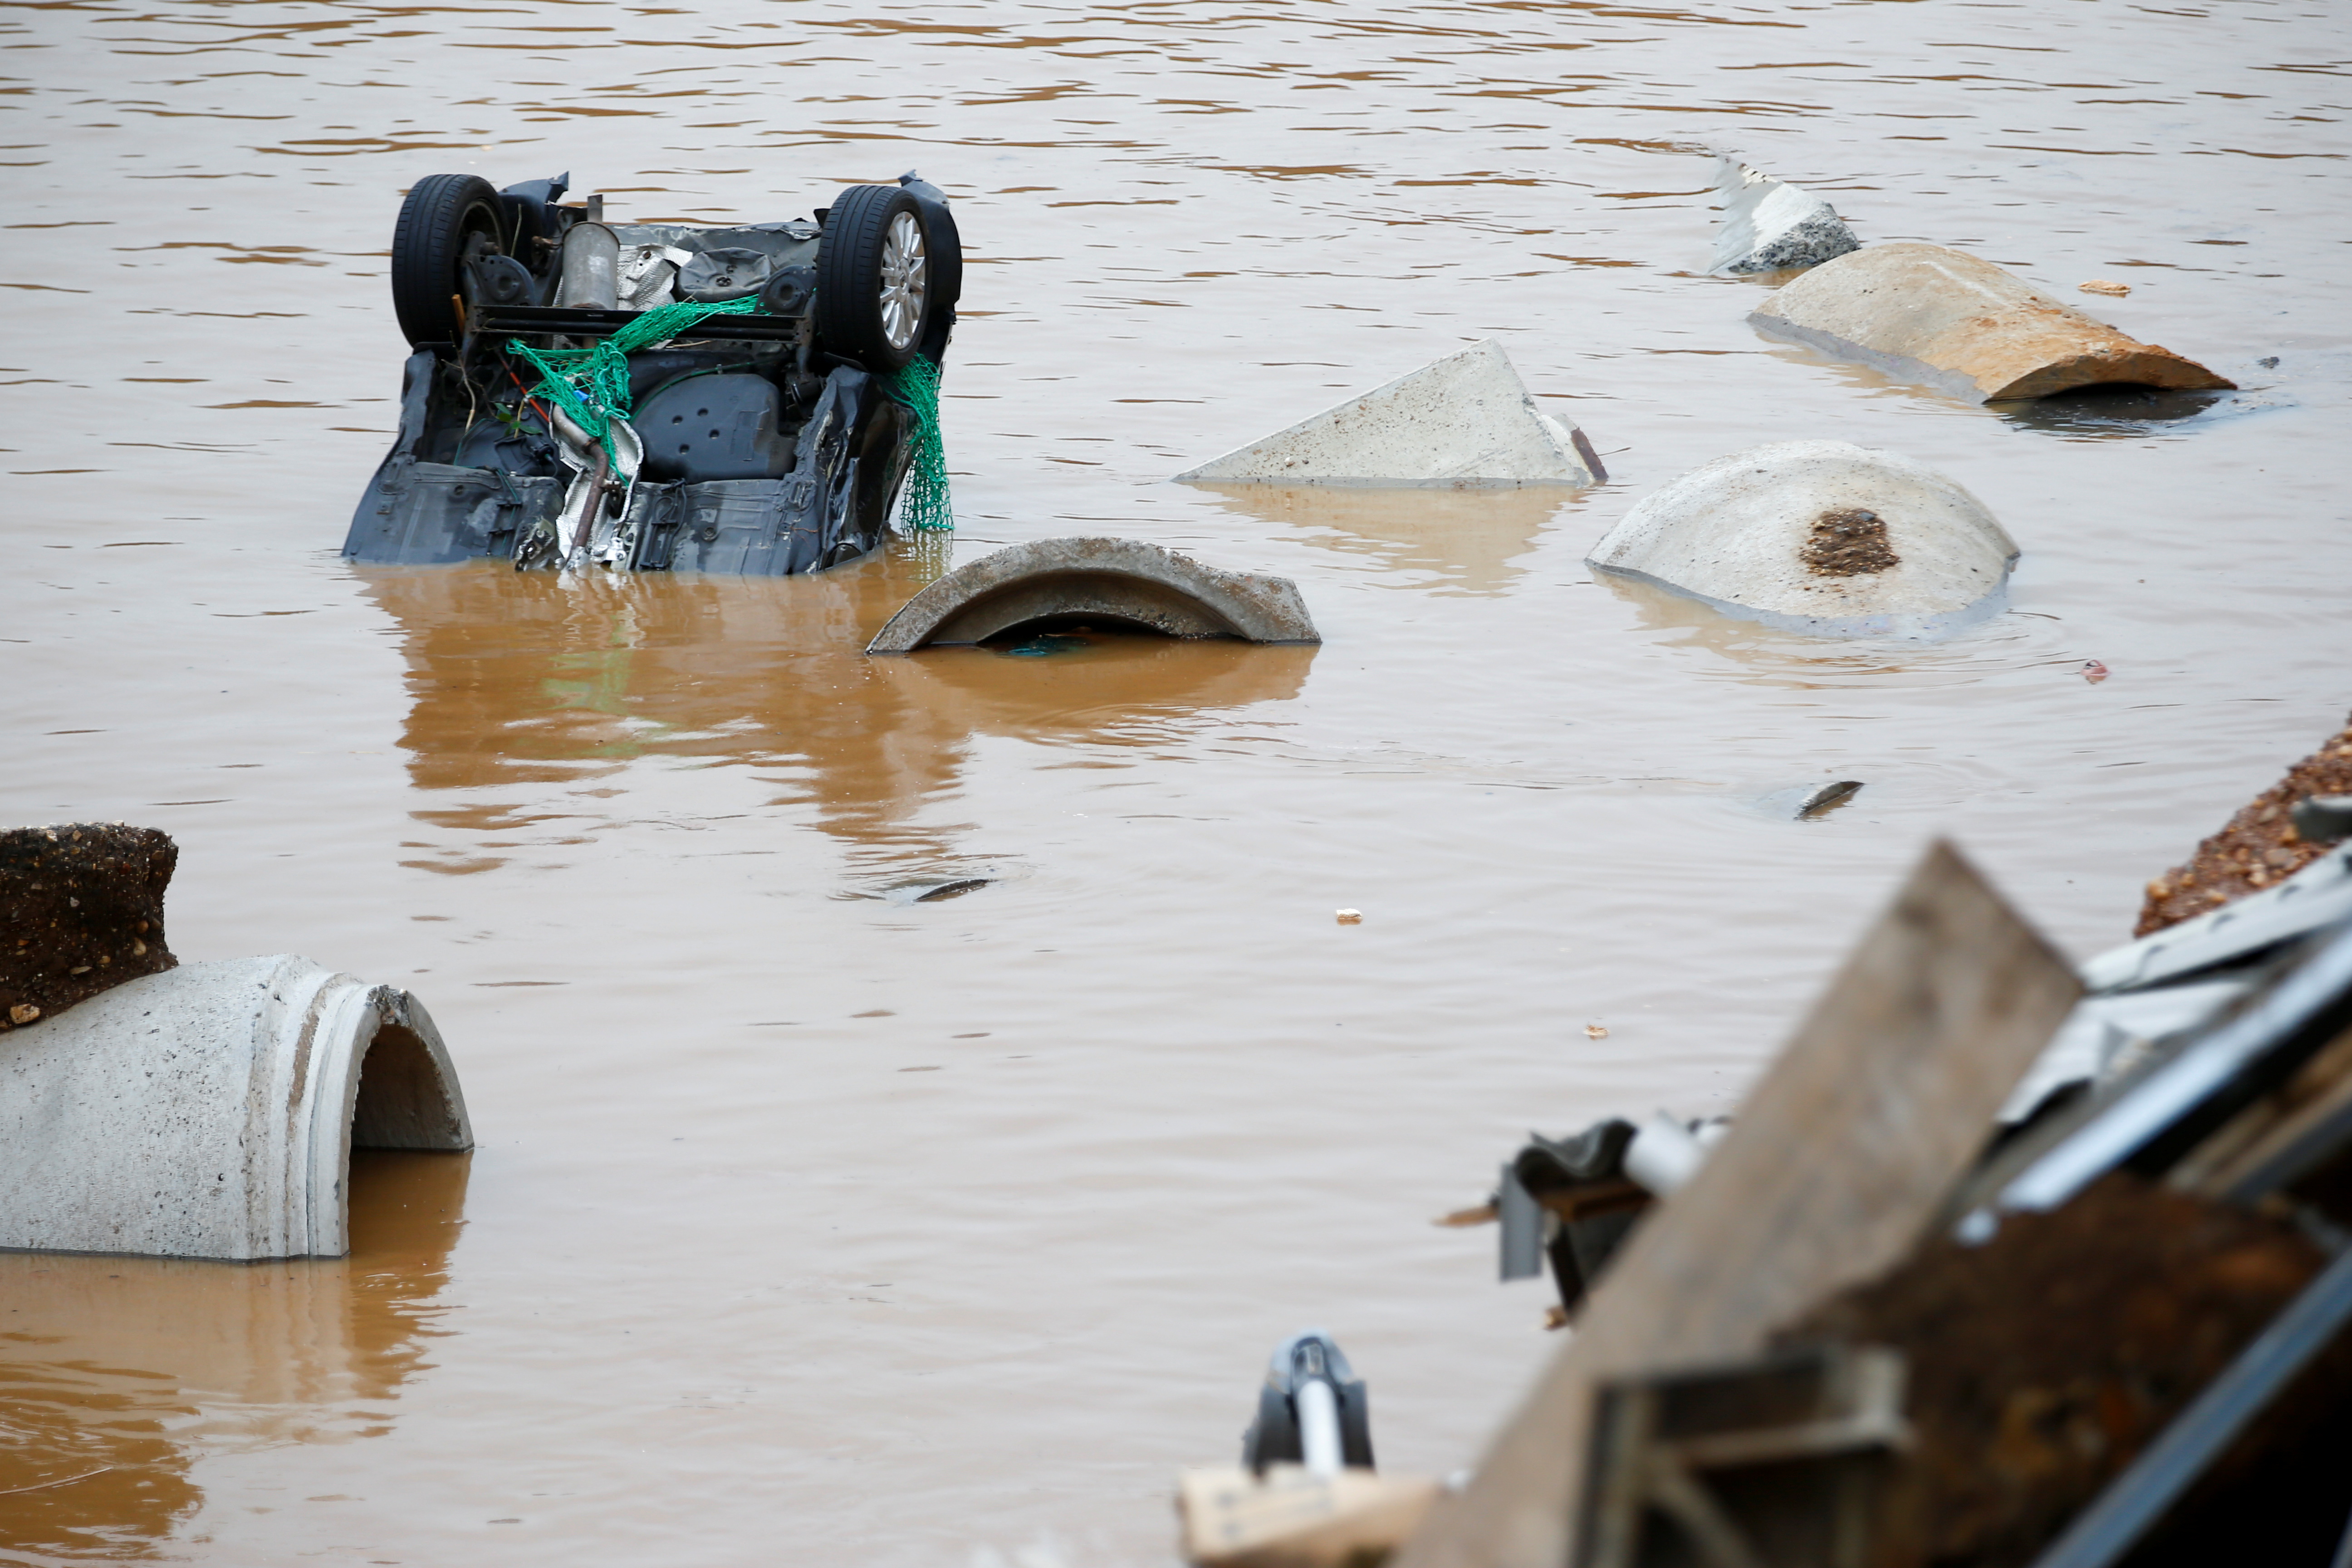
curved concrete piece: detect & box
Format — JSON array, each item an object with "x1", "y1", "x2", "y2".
[
  {"x1": 1174, "y1": 340, "x2": 1602, "y2": 488},
  {"x1": 1752, "y1": 242, "x2": 2234, "y2": 402},
  {"x1": 0, "y1": 955, "x2": 472, "y2": 1261},
  {"x1": 1586, "y1": 440, "x2": 2018, "y2": 638},
  {"x1": 1711, "y1": 159, "x2": 1860, "y2": 274},
  {"x1": 867, "y1": 537, "x2": 1320, "y2": 652}
]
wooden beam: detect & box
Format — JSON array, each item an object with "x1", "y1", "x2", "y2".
[{"x1": 1393, "y1": 841, "x2": 2081, "y2": 1568}]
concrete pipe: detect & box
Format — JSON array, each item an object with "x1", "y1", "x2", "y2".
[
  {"x1": 1586, "y1": 439, "x2": 2018, "y2": 638},
  {"x1": 866, "y1": 537, "x2": 1321, "y2": 652},
  {"x1": 1751, "y1": 242, "x2": 2234, "y2": 403},
  {"x1": 0, "y1": 955, "x2": 472, "y2": 1262}
]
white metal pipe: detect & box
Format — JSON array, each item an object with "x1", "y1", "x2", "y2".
[{"x1": 1295, "y1": 1378, "x2": 1343, "y2": 1476}]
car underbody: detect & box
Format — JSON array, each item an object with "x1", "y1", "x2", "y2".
[{"x1": 343, "y1": 171, "x2": 958, "y2": 576}]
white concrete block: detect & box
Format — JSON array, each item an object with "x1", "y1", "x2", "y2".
[
  {"x1": 1712, "y1": 159, "x2": 1860, "y2": 274},
  {"x1": 1175, "y1": 340, "x2": 1602, "y2": 488},
  {"x1": 0, "y1": 956, "x2": 471, "y2": 1261},
  {"x1": 1586, "y1": 440, "x2": 2018, "y2": 637}
]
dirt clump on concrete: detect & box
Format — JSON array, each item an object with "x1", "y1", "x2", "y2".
[
  {"x1": 1, "y1": 823, "x2": 179, "y2": 1030},
  {"x1": 1801, "y1": 507, "x2": 1900, "y2": 576},
  {"x1": 2136, "y1": 716, "x2": 2352, "y2": 936}
]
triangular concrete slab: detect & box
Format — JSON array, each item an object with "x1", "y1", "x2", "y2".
[{"x1": 1174, "y1": 339, "x2": 1603, "y2": 488}]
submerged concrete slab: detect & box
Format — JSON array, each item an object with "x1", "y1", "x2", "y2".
[
  {"x1": 868, "y1": 537, "x2": 1320, "y2": 652},
  {"x1": 3, "y1": 823, "x2": 179, "y2": 1031},
  {"x1": 1586, "y1": 439, "x2": 2018, "y2": 638},
  {"x1": 0, "y1": 956, "x2": 472, "y2": 1261},
  {"x1": 1711, "y1": 159, "x2": 1861, "y2": 274},
  {"x1": 1753, "y1": 242, "x2": 2234, "y2": 402},
  {"x1": 1174, "y1": 340, "x2": 1603, "y2": 488}
]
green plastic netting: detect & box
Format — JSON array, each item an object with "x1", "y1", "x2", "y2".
[
  {"x1": 506, "y1": 294, "x2": 763, "y2": 445},
  {"x1": 507, "y1": 299, "x2": 951, "y2": 534},
  {"x1": 885, "y1": 356, "x2": 953, "y2": 533}
]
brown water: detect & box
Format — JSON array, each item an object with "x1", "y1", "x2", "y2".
[{"x1": 3, "y1": 0, "x2": 2348, "y2": 1562}]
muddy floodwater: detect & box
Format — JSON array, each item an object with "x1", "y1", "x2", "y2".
[{"x1": 3, "y1": 0, "x2": 2349, "y2": 1562}]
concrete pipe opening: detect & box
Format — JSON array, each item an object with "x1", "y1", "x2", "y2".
[
  {"x1": 0, "y1": 955, "x2": 473, "y2": 1262},
  {"x1": 867, "y1": 538, "x2": 1320, "y2": 654}
]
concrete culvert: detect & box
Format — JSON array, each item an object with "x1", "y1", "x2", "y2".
[
  {"x1": 0, "y1": 955, "x2": 472, "y2": 1261},
  {"x1": 867, "y1": 537, "x2": 1320, "y2": 653},
  {"x1": 1751, "y1": 243, "x2": 2234, "y2": 403},
  {"x1": 1586, "y1": 440, "x2": 2018, "y2": 638}
]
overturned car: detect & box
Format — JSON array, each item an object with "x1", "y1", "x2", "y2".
[{"x1": 343, "y1": 171, "x2": 959, "y2": 576}]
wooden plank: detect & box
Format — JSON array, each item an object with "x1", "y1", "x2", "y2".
[
  {"x1": 1178, "y1": 1465, "x2": 1443, "y2": 1568},
  {"x1": 1393, "y1": 840, "x2": 2082, "y2": 1568}
]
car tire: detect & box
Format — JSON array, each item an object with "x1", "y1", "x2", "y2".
[
  {"x1": 392, "y1": 173, "x2": 506, "y2": 349},
  {"x1": 815, "y1": 185, "x2": 938, "y2": 373}
]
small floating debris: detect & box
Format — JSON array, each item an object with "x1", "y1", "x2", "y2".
[
  {"x1": 2079, "y1": 278, "x2": 2132, "y2": 297},
  {"x1": 2083, "y1": 658, "x2": 2111, "y2": 684},
  {"x1": 1798, "y1": 779, "x2": 1865, "y2": 818},
  {"x1": 1584, "y1": 1023, "x2": 1608, "y2": 1039},
  {"x1": 886, "y1": 877, "x2": 990, "y2": 905},
  {"x1": 1336, "y1": 908, "x2": 1363, "y2": 925}
]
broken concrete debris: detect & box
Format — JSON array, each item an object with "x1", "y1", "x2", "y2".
[
  {"x1": 1175, "y1": 340, "x2": 1604, "y2": 489},
  {"x1": 1586, "y1": 440, "x2": 2018, "y2": 637},
  {"x1": 1710, "y1": 158, "x2": 1861, "y2": 275},
  {"x1": 0, "y1": 954, "x2": 472, "y2": 1262},
  {"x1": 1751, "y1": 242, "x2": 2234, "y2": 403},
  {"x1": 2136, "y1": 713, "x2": 2352, "y2": 935},
  {"x1": 2, "y1": 823, "x2": 179, "y2": 1031},
  {"x1": 866, "y1": 537, "x2": 1320, "y2": 652}
]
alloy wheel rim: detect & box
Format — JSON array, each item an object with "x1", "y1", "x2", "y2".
[{"x1": 878, "y1": 210, "x2": 928, "y2": 353}]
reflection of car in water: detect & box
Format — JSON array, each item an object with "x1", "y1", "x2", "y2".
[
  {"x1": 343, "y1": 171, "x2": 960, "y2": 576},
  {"x1": 359, "y1": 564, "x2": 1313, "y2": 853}
]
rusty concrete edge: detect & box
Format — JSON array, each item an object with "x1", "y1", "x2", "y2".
[{"x1": 1751, "y1": 295, "x2": 2235, "y2": 404}]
